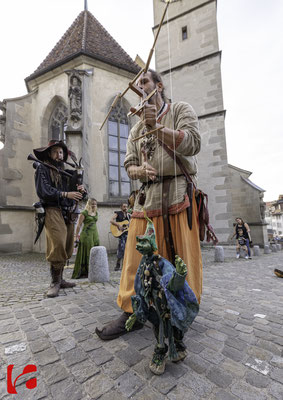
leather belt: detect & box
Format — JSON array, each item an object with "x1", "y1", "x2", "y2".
[{"x1": 141, "y1": 174, "x2": 183, "y2": 185}]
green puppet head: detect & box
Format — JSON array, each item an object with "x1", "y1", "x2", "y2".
[{"x1": 136, "y1": 211, "x2": 158, "y2": 256}]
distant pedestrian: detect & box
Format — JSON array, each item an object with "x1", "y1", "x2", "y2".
[
  {"x1": 230, "y1": 217, "x2": 252, "y2": 259},
  {"x1": 110, "y1": 203, "x2": 130, "y2": 271},
  {"x1": 236, "y1": 229, "x2": 249, "y2": 259}
]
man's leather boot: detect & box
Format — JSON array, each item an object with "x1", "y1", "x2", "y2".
[
  {"x1": 274, "y1": 269, "x2": 283, "y2": 278},
  {"x1": 95, "y1": 312, "x2": 143, "y2": 340},
  {"x1": 60, "y1": 266, "x2": 76, "y2": 288},
  {"x1": 46, "y1": 266, "x2": 61, "y2": 298}
]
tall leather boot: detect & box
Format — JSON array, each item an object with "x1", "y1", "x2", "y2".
[
  {"x1": 46, "y1": 266, "x2": 61, "y2": 298},
  {"x1": 60, "y1": 266, "x2": 76, "y2": 288}
]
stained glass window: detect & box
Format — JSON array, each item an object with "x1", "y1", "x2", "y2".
[
  {"x1": 49, "y1": 102, "x2": 68, "y2": 142},
  {"x1": 108, "y1": 98, "x2": 131, "y2": 198}
]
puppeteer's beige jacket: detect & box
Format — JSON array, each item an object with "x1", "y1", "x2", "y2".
[{"x1": 124, "y1": 101, "x2": 201, "y2": 218}]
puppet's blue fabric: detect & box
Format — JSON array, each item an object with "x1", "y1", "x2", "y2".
[{"x1": 132, "y1": 255, "x2": 199, "y2": 333}]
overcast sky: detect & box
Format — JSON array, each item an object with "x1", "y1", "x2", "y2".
[{"x1": 0, "y1": 0, "x2": 282, "y2": 201}]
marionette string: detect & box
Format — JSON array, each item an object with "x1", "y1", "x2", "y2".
[{"x1": 165, "y1": 6, "x2": 179, "y2": 206}]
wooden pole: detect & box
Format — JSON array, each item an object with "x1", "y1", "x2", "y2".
[
  {"x1": 120, "y1": 68, "x2": 144, "y2": 98},
  {"x1": 144, "y1": 1, "x2": 170, "y2": 72},
  {"x1": 127, "y1": 88, "x2": 157, "y2": 117},
  {"x1": 131, "y1": 126, "x2": 165, "y2": 142},
  {"x1": 99, "y1": 93, "x2": 121, "y2": 131}
]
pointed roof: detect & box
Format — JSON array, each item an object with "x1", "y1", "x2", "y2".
[
  {"x1": 228, "y1": 163, "x2": 252, "y2": 177},
  {"x1": 240, "y1": 176, "x2": 265, "y2": 192},
  {"x1": 25, "y1": 10, "x2": 139, "y2": 82}
]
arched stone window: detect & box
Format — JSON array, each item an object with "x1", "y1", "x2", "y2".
[
  {"x1": 108, "y1": 98, "x2": 131, "y2": 198},
  {"x1": 48, "y1": 102, "x2": 68, "y2": 141}
]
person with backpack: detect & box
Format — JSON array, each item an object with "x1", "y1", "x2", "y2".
[{"x1": 230, "y1": 217, "x2": 252, "y2": 259}]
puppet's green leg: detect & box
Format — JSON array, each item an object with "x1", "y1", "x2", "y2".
[
  {"x1": 172, "y1": 326, "x2": 187, "y2": 363},
  {"x1": 149, "y1": 307, "x2": 168, "y2": 375},
  {"x1": 149, "y1": 343, "x2": 168, "y2": 375}
]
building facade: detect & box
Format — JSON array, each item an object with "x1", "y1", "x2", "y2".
[
  {"x1": 0, "y1": 1, "x2": 268, "y2": 253},
  {"x1": 265, "y1": 196, "x2": 283, "y2": 239},
  {"x1": 0, "y1": 10, "x2": 139, "y2": 253}
]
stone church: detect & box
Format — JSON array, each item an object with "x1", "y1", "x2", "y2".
[{"x1": 0, "y1": 0, "x2": 267, "y2": 254}]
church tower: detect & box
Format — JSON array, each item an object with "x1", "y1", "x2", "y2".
[{"x1": 153, "y1": 0, "x2": 233, "y2": 242}]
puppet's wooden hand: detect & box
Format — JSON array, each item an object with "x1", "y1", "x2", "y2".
[
  {"x1": 125, "y1": 314, "x2": 137, "y2": 332},
  {"x1": 175, "y1": 255, "x2": 187, "y2": 276}
]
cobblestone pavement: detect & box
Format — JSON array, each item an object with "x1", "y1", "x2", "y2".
[{"x1": 0, "y1": 247, "x2": 283, "y2": 399}]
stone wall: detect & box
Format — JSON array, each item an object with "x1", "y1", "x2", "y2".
[
  {"x1": 228, "y1": 164, "x2": 268, "y2": 246},
  {"x1": 0, "y1": 90, "x2": 38, "y2": 253},
  {"x1": 153, "y1": 0, "x2": 212, "y2": 29},
  {"x1": 154, "y1": 0, "x2": 219, "y2": 73},
  {"x1": 197, "y1": 115, "x2": 232, "y2": 239}
]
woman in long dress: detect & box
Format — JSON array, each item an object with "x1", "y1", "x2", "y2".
[{"x1": 72, "y1": 198, "x2": 99, "y2": 278}]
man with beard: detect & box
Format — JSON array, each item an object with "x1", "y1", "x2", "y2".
[
  {"x1": 33, "y1": 140, "x2": 85, "y2": 297},
  {"x1": 96, "y1": 69, "x2": 202, "y2": 340}
]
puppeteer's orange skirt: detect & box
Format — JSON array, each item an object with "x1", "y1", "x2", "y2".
[{"x1": 117, "y1": 195, "x2": 203, "y2": 313}]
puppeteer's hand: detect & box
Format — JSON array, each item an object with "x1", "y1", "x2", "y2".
[
  {"x1": 130, "y1": 107, "x2": 142, "y2": 117},
  {"x1": 141, "y1": 103, "x2": 157, "y2": 130},
  {"x1": 127, "y1": 162, "x2": 157, "y2": 181},
  {"x1": 130, "y1": 103, "x2": 157, "y2": 130},
  {"x1": 125, "y1": 314, "x2": 137, "y2": 332},
  {"x1": 139, "y1": 161, "x2": 157, "y2": 181},
  {"x1": 175, "y1": 255, "x2": 187, "y2": 276}
]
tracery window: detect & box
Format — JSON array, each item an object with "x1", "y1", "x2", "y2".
[
  {"x1": 49, "y1": 102, "x2": 68, "y2": 142},
  {"x1": 108, "y1": 99, "x2": 130, "y2": 198}
]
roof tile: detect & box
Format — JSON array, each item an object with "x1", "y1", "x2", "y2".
[{"x1": 26, "y1": 10, "x2": 139, "y2": 81}]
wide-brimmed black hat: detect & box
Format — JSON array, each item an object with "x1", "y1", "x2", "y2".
[{"x1": 33, "y1": 140, "x2": 69, "y2": 162}]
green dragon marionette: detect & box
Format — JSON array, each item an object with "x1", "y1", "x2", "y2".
[{"x1": 126, "y1": 213, "x2": 199, "y2": 375}]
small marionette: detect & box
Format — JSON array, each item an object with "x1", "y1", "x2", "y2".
[{"x1": 126, "y1": 213, "x2": 199, "y2": 375}]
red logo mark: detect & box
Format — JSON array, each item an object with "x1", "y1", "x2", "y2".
[{"x1": 7, "y1": 364, "x2": 37, "y2": 394}]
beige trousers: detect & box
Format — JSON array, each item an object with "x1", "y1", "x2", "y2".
[
  {"x1": 45, "y1": 208, "x2": 74, "y2": 269},
  {"x1": 117, "y1": 195, "x2": 203, "y2": 313}
]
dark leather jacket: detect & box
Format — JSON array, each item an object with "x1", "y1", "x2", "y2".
[{"x1": 35, "y1": 164, "x2": 75, "y2": 209}]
